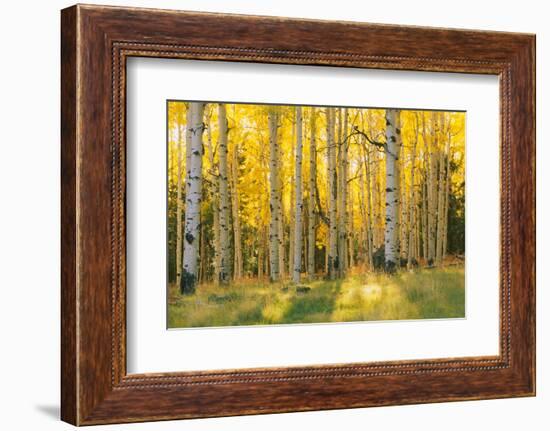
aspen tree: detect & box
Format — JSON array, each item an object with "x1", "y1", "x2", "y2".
[
  {"x1": 218, "y1": 104, "x2": 231, "y2": 284},
  {"x1": 292, "y1": 106, "x2": 304, "y2": 283},
  {"x1": 231, "y1": 141, "x2": 243, "y2": 279},
  {"x1": 425, "y1": 113, "x2": 437, "y2": 266},
  {"x1": 442, "y1": 124, "x2": 452, "y2": 260},
  {"x1": 205, "y1": 112, "x2": 220, "y2": 282},
  {"x1": 384, "y1": 108, "x2": 400, "y2": 273},
  {"x1": 277, "y1": 123, "x2": 286, "y2": 278},
  {"x1": 422, "y1": 173, "x2": 428, "y2": 260},
  {"x1": 327, "y1": 108, "x2": 338, "y2": 279},
  {"x1": 348, "y1": 184, "x2": 355, "y2": 269},
  {"x1": 407, "y1": 114, "x2": 419, "y2": 269},
  {"x1": 288, "y1": 112, "x2": 296, "y2": 276},
  {"x1": 436, "y1": 112, "x2": 446, "y2": 266},
  {"x1": 359, "y1": 169, "x2": 367, "y2": 265},
  {"x1": 337, "y1": 109, "x2": 349, "y2": 277},
  {"x1": 268, "y1": 109, "x2": 281, "y2": 281},
  {"x1": 362, "y1": 144, "x2": 374, "y2": 269},
  {"x1": 181, "y1": 102, "x2": 205, "y2": 294},
  {"x1": 307, "y1": 108, "x2": 317, "y2": 277},
  {"x1": 175, "y1": 110, "x2": 184, "y2": 287}
]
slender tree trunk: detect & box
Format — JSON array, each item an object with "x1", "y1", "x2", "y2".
[
  {"x1": 436, "y1": 156, "x2": 445, "y2": 265},
  {"x1": 179, "y1": 106, "x2": 193, "y2": 284},
  {"x1": 181, "y1": 102, "x2": 205, "y2": 294},
  {"x1": 205, "y1": 115, "x2": 220, "y2": 282},
  {"x1": 218, "y1": 104, "x2": 231, "y2": 284},
  {"x1": 425, "y1": 113, "x2": 437, "y2": 266},
  {"x1": 292, "y1": 107, "x2": 304, "y2": 283},
  {"x1": 399, "y1": 136, "x2": 407, "y2": 261},
  {"x1": 303, "y1": 204, "x2": 308, "y2": 276},
  {"x1": 342, "y1": 109, "x2": 349, "y2": 275},
  {"x1": 169, "y1": 132, "x2": 177, "y2": 282},
  {"x1": 277, "y1": 130, "x2": 286, "y2": 279},
  {"x1": 257, "y1": 218, "x2": 263, "y2": 278},
  {"x1": 278, "y1": 201, "x2": 285, "y2": 278},
  {"x1": 348, "y1": 184, "x2": 355, "y2": 269},
  {"x1": 422, "y1": 174, "x2": 428, "y2": 260},
  {"x1": 307, "y1": 108, "x2": 317, "y2": 278},
  {"x1": 288, "y1": 114, "x2": 296, "y2": 277},
  {"x1": 374, "y1": 152, "x2": 383, "y2": 248},
  {"x1": 416, "y1": 185, "x2": 422, "y2": 261},
  {"x1": 443, "y1": 127, "x2": 452, "y2": 260},
  {"x1": 256, "y1": 215, "x2": 263, "y2": 278},
  {"x1": 407, "y1": 115, "x2": 419, "y2": 269},
  {"x1": 336, "y1": 108, "x2": 343, "y2": 274},
  {"x1": 362, "y1": 143, "x2": 374, "y2": 269},
  {"x1": 303, "y1": 211, "x2": 308, "y2": 276},
  {"x1": 327, "y1": 108, "x2": 338, "y2": 279},
  {"x1": 268, "y1": 110, "x2": 281, "y2": 282},
  {"x1": 336, "y1": 109, "x2": 348, "y2": 277},
  {"x1": 370, "y1": 150, "x2": 377, "y2": 250},
  {"x1": 199, "y1": 219, "x2": 206, "y2": 282},
  {"x1": 359, "y1": 164, "x2": 367, "y2": 265},
  {"x1": 384, "y1": 108, "x2": 400, "y2": 273},
  {"x1": 176, "y1": 115, "x2": 184, "y2": 287},
  {"x1": 231, "y1": 142, "x2": 243, "y2": 279},
  {"x1": 436, "y1": 112, "x2": 446, "y2": 266},
  {"x1": 185, "y1": 105, "x2": 192, "y2": 177}
]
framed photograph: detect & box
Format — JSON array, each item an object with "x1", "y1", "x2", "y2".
[{"x1": 61, "y1": 4, "x2": 535, "y2": 425}]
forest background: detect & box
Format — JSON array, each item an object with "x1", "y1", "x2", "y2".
[{"x1": 167, "y1": 102, "x2": 465, "y2": 328}]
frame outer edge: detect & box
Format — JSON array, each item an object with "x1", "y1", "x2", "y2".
[
  {"x1": 61, "y1": 4, "x2": 79, "y2": 426},
  {"x1": 531, "y1": 34, "x2": 536, "y2": 396},
  {"x1": 527, "y1": 35, "x2": 536, "y2": 395},
  {"x1": 506, "y1": 34, "x2": 536, "y2": 396}
]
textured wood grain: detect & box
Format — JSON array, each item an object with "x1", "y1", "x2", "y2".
[
  {"x1": 60, "y1": 5, "x2": 78, "y2": 425},
  {"x1": 61, "y1": 4, "x2": 535, "y2": 425}
]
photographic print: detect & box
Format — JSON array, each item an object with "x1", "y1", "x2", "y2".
[{"x1": 167, "y1": 102, "x2": 465, "y2": 329}]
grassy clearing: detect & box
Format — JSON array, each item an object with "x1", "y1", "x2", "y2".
[{"x1": 167, "y1": 267, "x2": 465, "y2": 328}]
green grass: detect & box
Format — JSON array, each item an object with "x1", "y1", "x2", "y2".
[{"x1": 167, "y1": 267, "x2": 465, "y2": 328}]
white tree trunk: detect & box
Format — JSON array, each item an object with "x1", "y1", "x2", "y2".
[
  {"x1": 307, "y1": 108, "x2": 317, "y2": 278},
  {"x1": 179, "y1": 106, "x2": 193, "y2": 285},
  {"x1": 218, "y1": 104, "x2": 231, "y2": 284},
  {"x1": 384, "y1": 108, "x2": 400, "y2": 273},
  {"x1": 422, "y1": 169, "x2": 428, "y2": 260},
  {"x1": 327, "y1": 108, "x2": 338, "y2": 279},
  {"x1": 268, "y1": 110, "x2": 281, "y2": 281},
  {"x1": 257, "y1": 224, "x2": 265, "y2": 279},
  {"x1": 363, "y1": 140, "x2": 374, "y2": 269},
  {"x1": 231, "y1": 142, "x2": 243, "y2": 279},
  {"x1": 288, "y1": 114, "x2": 296, "y2": 277},
  {"x1": 399, "y1": 138, "x2": 406, "y2": 260},
  {"x1": 436, "y1": 112, "x2": 446, "y2": 266},
  {"x1": 277, "y1": 131, "x2": 286, "y2": 278},
  {"x1": 430, "y1": 113, "x2": 437, "y2": 266},
  {"x1": 205, "y1": 114, "x2": 220, "y2": 281},
  {"x1": 292, "y1": 107, "x2": 304, "y2": 283},
  {"x1": 407, "y1": 115, "x2": 419, "y2": 269},
  {"x1": 359, "y1": 168, "x2": 367, "y2": 264},
  {"x1": 337, "y1": 109, "x2": 349, "y2": 277},
  {"x1": 175, "y1": 116, "x2": 184, "y2": 287},
  {"x1": 185, "y1": 106, "x2": 192, "y2": 177},
  {"x1": 359, "y1": 111, "x2": 374, "y2": 269},
  {"x1": 181, "y1": 102, "x2": 205, "y2": 294},
  {"x1": 348, "y1": 183, "x2": 355, "y2": 269},
  {"x1": 442, "y1": 127, "x2": 452, "y2": 260},
  {"x1": 374, "y1": 154, "x2": 383, "y2": 248}
]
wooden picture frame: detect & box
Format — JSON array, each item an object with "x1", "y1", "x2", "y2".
[{"x1": 61, "y1": 4, "x2": 535, "y2": 425}]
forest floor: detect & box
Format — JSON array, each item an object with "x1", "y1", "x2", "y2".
[{"x1": 167, "y1": 266, "x2": 465, "y2": 328}]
